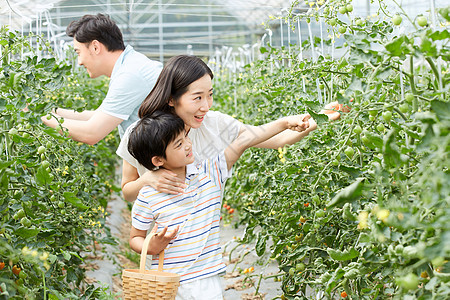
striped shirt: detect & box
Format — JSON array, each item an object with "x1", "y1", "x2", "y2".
[{"x1": 131, "y1": 152, "x2": 229, "y2": 283}]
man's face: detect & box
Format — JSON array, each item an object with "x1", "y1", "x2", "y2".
[{"x1": 73, "y1": 39, "x2": 100, "y2": 78}]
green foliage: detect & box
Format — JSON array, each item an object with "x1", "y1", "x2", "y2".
[
  {"x1": 0, "y1": 27, "x2": 119, "y2": 298},
  {"x1": 214, "y1": 3, "x2": 450, "y2": 299}
]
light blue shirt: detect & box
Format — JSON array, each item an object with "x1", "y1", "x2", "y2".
[{"x1": 99, "y1": 45, "x2": 162, "y2": 137}]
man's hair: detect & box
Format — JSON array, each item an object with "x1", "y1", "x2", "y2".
[
  {"x1": 128, "y1": 111, "x2": 185, "y2": 170},
  {"x1": 66, "y1": 13, "x2": 125, "y2": 51}
]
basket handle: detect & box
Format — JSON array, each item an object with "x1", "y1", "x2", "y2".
[{"x1": 139, "y1": 231, "x2": 165, "y2": 272}]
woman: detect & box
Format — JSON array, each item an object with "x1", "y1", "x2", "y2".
[{"x1": 117, "y1": 55, "x2": 339, "y2": 201}]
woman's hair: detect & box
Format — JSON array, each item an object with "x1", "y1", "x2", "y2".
[
  {"x1": 128, "y1": 111, "x2": 185, "y2": 170},
  {"x1": 66, "y1": 13, "x2": 125, "y2": 52},
  {"x1": 138, "y1": 55, "x2": 213, "y2": 118}
]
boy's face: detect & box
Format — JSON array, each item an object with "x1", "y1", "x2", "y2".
[{"x1": 161, "y1": 130, "x2": 194, "y2": 169}]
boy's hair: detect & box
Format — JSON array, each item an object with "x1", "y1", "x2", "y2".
[
  {"x1": 128, "y1": 111, "x2": 185, "y2": 170},
  {"x1": 66, "y1": 13, "x2": 125, "y2": 52}
]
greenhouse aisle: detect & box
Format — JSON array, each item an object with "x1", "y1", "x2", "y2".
[{"x1": 84, "y1": 167, "x2": 283, "y2": 299}]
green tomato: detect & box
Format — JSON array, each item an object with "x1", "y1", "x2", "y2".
[
  {"x1": 353, "y1": 125, "x2": 362, "y2": 135},
  {"x1": 22, "y1": 132, "x2": 30, "y2": 139},
  {"x1": 14, "y1": 209, "x2": 25, "y2": 220},
  {"x1": 41, "y1": 160, "x2": 50, "y2": 169},
  {"x1": 19, "y1": 271, "x2": 28, "y2": 279},
  {"x1": 57, "y1": 201, "x2": 65, "y2": 208},
  {"x1": 384, "y1": 103, "x2": 393, "y2": 111},
  {"x1": 296, "y1": 263, "x2": 306, "y2": 272},
  {"x1": 346, "y1": 4, "x2": 353, "y2": 12},
  {"x1": 376, "y1": 123, "x2": 385, "y2": 132},
  {"x1": 397, "y1": 273, "x2": 419, "y2": 291},
  {"x1": 369, "y1": 115, "x2": 376, "y2": 121},
  {"x1": 339, "y1": 6, "x2": 347, "y2": 14},
  {"x1": 20, "y1": 217, "x2": 31, "y2": 227},
  {"x1": 405, "y1": 93, "x2": 414, "y2": 103},
  {"x1": 289, "y1": 268, "x2": 295, "y2": 276},
  {"x1": 329, "y1": 18, "x2": 337, "y2": 26},
  {"x1": 8, "y1": 128, "x2": 19, "y2": 135},
  {"x1": 361, "y1": 135, "x2": 370, "y2": 145},
  {"x1": 417, "y1": 16, "x2": 428, "y2": 27},
  {"x1": 382, "y1": 111, "x2": 392, "y2": 122},
  {"x1": 37, "y1": 146, "x2": 46, "y2": 155},
  {"x1": 399, "y1": 103, "x2": 409, "y2": 114},
  {"x1": 392, "y1": 14, "x2": 402, "y2": 25},
  {"x1": 344, "y1": 146, "x2": 354, "y2": 158},
  {"x1": 369, "y1": 110, "x2": 378, "y2": 116},
  {"x1": 315, "y1": 209, "x2": 325, "y2": 218},
  {"x1": 339, "y1": 26, "x2": 347, "y2": 34},
  {"x1": 355, "y1": 18, "x2": 363, "y2": 26}
]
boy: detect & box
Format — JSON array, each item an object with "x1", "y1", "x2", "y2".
[{"x1": 127, "y1": 110, "x2": 312, "y2": 299}]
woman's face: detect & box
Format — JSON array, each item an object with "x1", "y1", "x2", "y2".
[{"x1": 170, "y1": 74, "x2": 213, "y2": 130}]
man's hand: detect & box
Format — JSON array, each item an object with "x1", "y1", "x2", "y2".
[
  {"x1": 285, "y1": 114, "x2": 312, "y2": 132},
  {"x1": 144, "y1": 168, "x2": 187, "y2": 195}
]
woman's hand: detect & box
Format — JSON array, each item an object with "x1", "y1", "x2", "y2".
[
  {"x1": 121, "y1": 160, "x2": 186, "y2": 202},
  {"x1": 143, "y1": 168, "x2": 187, "y2": 195},
  {"x1": 320, "y1": 101, "x2": 351, "y2": 121}
]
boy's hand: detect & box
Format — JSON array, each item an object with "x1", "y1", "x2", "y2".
[
  {"x1": 286, "y1": 114, "x2": 311, "y2": 132},
  {"x1": 148, "y1": 225, "x2": 180, "y2": 255}
]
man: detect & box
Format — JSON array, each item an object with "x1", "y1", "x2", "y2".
[{"x1": 42, "y1": 13, "x2": 162, "y2": 145}]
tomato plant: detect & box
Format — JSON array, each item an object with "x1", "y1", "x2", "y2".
[
  {"x1": 214, "y1": 1, "x2": 450, "y2": 298},
  {"x1": 1, "y1": 28, "x2": 119, "y2": 298}
]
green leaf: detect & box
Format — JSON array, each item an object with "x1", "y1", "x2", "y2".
[
  {"x1": 15, "y1": 227, "x2": 40, "y2": 238},
  {"x1": 260, "y1": 47, "x2": 268, "y2": 54},
  {"x1": 0, "y1": 172, "x2": 8, "y2": 193},
  {"x1": 0, "y1": 161, "x2": 13, "y2": 170},
  {"x1": 429, "y1": 29, "x2": 450, "y2": 41},
  {"x1": 431, "y1": 100, "x2": 450, "y2": 122},
  {"x1": 327, "y1": 247, "x2": 360, "y2": 261},
  {"x1": 63, "y1": 192, "x2": 88, "y2": 210},
  {"x1": 306, "y1": 108, "x2": 328, "y2": 125},
  {"x1": 385, "y1": 36, "x2": 409, "y2": 56},
  {"x1": 36, "y1": 166, "x2": 52, "y2": 186},
  {"x1": 338, "y1": 165, "x2": 361, "y2": 178},
  {"x1": 364, "y1": 131, "x2": 383, "y2": 149},
  {"x1": 255, "y1": 232, "x2": 268, "y2": 257},
  {"x1": 327, "y1": 177, "x2": 365, "y2": 208}
]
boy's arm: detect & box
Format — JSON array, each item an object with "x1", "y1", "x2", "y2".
[
  {"x1": 130, "y1": 225, "x2": 179, "y2": 255},
  {"x1": 224, "y1": 115, "x2": 311, "y2": 170}
]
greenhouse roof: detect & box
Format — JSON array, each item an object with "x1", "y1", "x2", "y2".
[{"x1": 1, "y1": 0, "x2": 295, "y2": 30}]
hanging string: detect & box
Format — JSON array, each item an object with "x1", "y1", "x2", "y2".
[{"x1": 297, "y1": 18, "x2": 306, "y2": 93}]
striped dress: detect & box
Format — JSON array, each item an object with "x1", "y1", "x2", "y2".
[{"x1": 131, "y1": 152, "x2": 229, "y2": 283}]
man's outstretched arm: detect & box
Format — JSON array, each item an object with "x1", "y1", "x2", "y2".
[{"x1": 41, "y1": 110, "x2": 123, "y2": 145}]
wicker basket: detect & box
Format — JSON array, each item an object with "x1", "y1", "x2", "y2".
[{"x1": 122, "y1": 233, "x2": 180, "y2": 300}]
